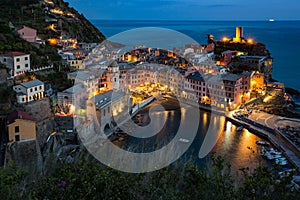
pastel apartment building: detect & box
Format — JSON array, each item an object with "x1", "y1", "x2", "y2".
[
  {"x1": 13, "y1": 79, "x2": 45, "y2": 104},
  {"x1": 185, "y1": 72, "x2": 208, "y2": 103},
  {"x1": 0, "y1": 52, "x2": 30, "y2": 77},
  {"x1": 207, "y1": 73, "x2": 250, "y2": 109},
  {"x1": 67, "y1": 59, "x2": 83, "y2": 70},
  {"x1": 7, "y1": 111, "x2": 36, "y2": 142},
  {"x1": 17, "y1": 26, "x2": 37, "y2": 43}
]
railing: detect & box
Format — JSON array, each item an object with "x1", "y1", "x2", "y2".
[
  {"x1": 29, "y1": 65, "x2": 54, "y2": 72},
  {"x1": 8, "y1": 65, "x2": 54, "y2": 79}
]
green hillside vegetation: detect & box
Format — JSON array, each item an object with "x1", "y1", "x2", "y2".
[
  {"x1": 1, "y1": 155, "x2": 298, "y2": 199},
  {"x1": 0, "y1": 0, "x2": 106, "y2": 112},
  {"x1": 0, "y1": 0, "x2": 105, "y2": 43},
  {"x1": 0, "y1": 0, "x2": 106, "y2": 68},
  {"x1": 0, "y1": 21, "x2": 61, "y2": 68}
]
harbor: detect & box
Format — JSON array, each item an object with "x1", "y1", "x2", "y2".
[{"x1": 108, "y1": 96, "x2": 297, "y2": 174}]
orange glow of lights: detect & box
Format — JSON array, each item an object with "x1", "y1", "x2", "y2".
[
  {"x1": 47, "y1": 24, "x2": 58, "y2": 32},
  {"x1": 222, "y1": 37, "x2": 230, "y2": 42},
  {"x1": 247, "y1": 38, "x2": 254, "y2": 44},
  {"x1": 47, "y1": 38, "x2": 58, "y2": 45}
]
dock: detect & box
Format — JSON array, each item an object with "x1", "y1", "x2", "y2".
[{"x1": 226, "y1": 112, "x2": 300, "y2": 172}]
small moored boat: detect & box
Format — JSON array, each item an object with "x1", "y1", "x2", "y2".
[
  {"x1": 237, "y1": 126, "x2": 243, "y2": 131},
  {"x1": 275, "y1": 159, "x2": 288, "y2": 166},
  {"x1": 178, "y1": 138, "x2": 190, "y2": 143},
  {"x1": 256, "y1": 141, "x2": 270, "y2": 146}
]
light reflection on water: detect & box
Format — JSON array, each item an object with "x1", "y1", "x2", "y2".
[{"x1": 117, "y1": 100, "x2": 269, "y2": 172}]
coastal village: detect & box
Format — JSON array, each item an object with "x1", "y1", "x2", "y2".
[{"x1": 1, "y1": 0, "x2": 300, "y2": 197}]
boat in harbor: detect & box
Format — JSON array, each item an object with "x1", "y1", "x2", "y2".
[
  {"x1": 265, "y1": 153, "x2": 275, "y2": 160},
  {"x1": 278, "y1": 168, "x2": 295, "y2": 178},
  {"x1": 256, "y1": 141, "x2": 270, "y2": 146},
  {"x1": 269, "y1": 18, "x2": 275, "y2": 22},
  {"x1": 178, "y1": 138, "x2": 190, "y2": 143},
  {"x1": 269, "y1": 148, "x2": 282, "y2": 156},
  {"x1": 273, "y1": 154, "x2": 282, "y2": 159},
  {"x1": 237, "y1": 126, "x2": 243, "y2": 132},
  {"x1": 261, "y1": 147, "x2": 285, "y2": 161},
  {"x1": 261, "y1": 148, "x2": 275, "y2": 160},
  {"x1": 275, "y1": 158, "x2": 288, "y2": 166}
]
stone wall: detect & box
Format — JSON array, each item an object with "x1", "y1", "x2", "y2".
[{"x1": 23, "y1": 98, "x2": 52, "y2": 122}]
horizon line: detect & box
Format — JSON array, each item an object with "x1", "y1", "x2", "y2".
[{"x1": 89, "y1": 19, "x2": 300, "y2": 21}]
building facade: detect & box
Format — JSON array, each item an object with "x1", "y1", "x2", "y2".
[
  {"x1": 17, "y1": 26, "x2": 37, "y2": 43},
  {"x1": 90, "y1": 90, "x2": 128, "y2": 134},
  {"x1": 68, "y1": 71, "x2": 99, "y2": 97},
  {"x1": 0, "y1": 52, "x2": 30, "y2": 77},
  {"x1": 13, "y1": 79, "x2": 44, "y2": 104},
  {"x1": 7, "y1": 111, "x2": 36, "y2": 142}
]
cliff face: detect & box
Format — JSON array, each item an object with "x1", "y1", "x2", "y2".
[{"x1": 0, "y1": 0, "x2": 105, "y2": 43}]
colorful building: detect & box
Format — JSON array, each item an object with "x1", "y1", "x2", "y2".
[
  {"x1": 185, "y1": 72, "x2": 207, "y2": 103},
  {"x1": 67, "y1": 59, "x2": 83, "y2": 69},
  {"x1": 7, "y1": 111, "x2": 36, "y2": 142},
  {"x1": 17, "y1": 26, "x2": 37, "y2": 43}
]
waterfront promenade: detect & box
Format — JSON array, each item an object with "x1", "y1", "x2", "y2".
[{"x1": 226, "y1": 111, "x2": 300, "y2": 172}]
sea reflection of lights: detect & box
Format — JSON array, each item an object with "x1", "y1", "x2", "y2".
[
  {"x1": 213, "y1": 116, "x2": 217, "y2": 126},
  {"x1": 244, "y1": 128, "x2": 252, "y2": 138},
  {"x1": 181, "y1": 107, "x2": 186, "y2": 119},
  {"x1": 225, "y1": 121, "x2": 232, "y2": 140},
  {"x1": 203, "y1": 112, "x2": 208, "y2": 125},
  {"x1": 235, "y1": 127, "x2": 258, "y2": 165}
]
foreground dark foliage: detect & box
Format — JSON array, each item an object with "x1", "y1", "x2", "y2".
[{"x1": 0, "y1": 155, "x2": 299, "y2": 199}]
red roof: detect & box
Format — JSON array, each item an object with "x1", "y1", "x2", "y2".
[
  {"x1": 0, "y1": 52, "x2": 29, "y2": 57},
  {"x1": 7, "y1": 111, "x2": 36, "y2": 124}
]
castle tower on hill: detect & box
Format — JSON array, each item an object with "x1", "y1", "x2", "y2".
[{"x1": 233, "y1": 27, "x2": 243, "y2": 43}]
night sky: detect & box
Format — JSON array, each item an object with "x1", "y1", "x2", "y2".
[{"x1": 66, "y1": 0, "x2": 300, "y2": 20}]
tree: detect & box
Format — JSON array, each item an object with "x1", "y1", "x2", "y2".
[{"x1": 0, "y1": 162, "x2": 27, "y2": 199}]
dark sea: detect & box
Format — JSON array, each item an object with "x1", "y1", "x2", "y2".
[{"x1": 91, "y1": 20, "x2": 300, "y2": 94}]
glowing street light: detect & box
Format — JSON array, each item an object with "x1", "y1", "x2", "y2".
[
  {"x1": 247, "y1": 38, "x2": 254, "y2": 44},
  {"x1": 222, "y1": 37, "x2": 230, "y2": 42}
]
